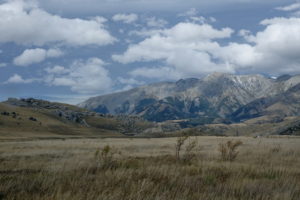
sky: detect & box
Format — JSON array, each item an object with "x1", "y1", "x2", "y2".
[{"x1": 0, "y1": 0, "x2": 300, "y2": 104}]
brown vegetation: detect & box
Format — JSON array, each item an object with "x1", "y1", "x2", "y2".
[
  {"x1": 218, "y1": 140, "x2": 243, "y2": 161},
  {"x1": 0, "y1": 136, "x2": 300, "y2": 200}
]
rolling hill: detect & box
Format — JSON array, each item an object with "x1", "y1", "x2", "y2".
[{"x1": 0, "y1": 98, "x2": 152, "y2": 139}]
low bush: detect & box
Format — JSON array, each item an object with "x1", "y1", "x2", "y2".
[{"x1": 218, "y1": 140, "x2": 243, "y2": 161}]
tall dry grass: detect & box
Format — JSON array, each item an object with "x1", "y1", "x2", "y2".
[{"x1": 0, "y1": 136, "x2": 299, "y2": 200}]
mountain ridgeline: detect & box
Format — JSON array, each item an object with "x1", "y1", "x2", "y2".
[{"x1": 79, "y1": 73, "x2": 300, "y2": 123}]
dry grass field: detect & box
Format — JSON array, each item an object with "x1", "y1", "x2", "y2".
[{"x1": 0, "y1": 136, "x2": 300, "y2": 200}]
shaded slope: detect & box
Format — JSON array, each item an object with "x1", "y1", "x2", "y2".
[{"x1": 231, "y1": 83, "x2": 300, "y2": 122}]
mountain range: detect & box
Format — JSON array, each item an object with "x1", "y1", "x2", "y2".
[
  {"x1": 2, "y1": 71, "x2": 300, "y2": 139},
  {"x1": 79, "y1": 73, "x2": 300, "y2": 124}
]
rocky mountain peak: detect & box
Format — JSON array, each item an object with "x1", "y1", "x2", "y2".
[{"x1": 79, "y1": 73, "x2": 300, "y2": 123}]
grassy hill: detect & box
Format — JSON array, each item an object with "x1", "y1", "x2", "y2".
[
  {"x1": 0, "y1": 102, "x2": 120, "y2": 140},
  {"x1": 0, "y1": 98, "x2": 153, "y2": 140}
]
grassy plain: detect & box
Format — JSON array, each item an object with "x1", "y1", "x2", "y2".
[{"x1": 0, "y1": 136, "x2": 300, "y2": 200}]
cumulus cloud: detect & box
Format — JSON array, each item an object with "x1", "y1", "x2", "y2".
[
  {"x1": 0, "y1": 0, "x2": 115, "y2": 46},
  {"x1": 117, "y1": 77, "x2": 144, "y2": 85},
  {"x1": 13, "y1": 48, "x2": 63, "y2": 66},
  {"x1": 238, "y1": 29, "x2": 255, "y2": 42},
  {"x1": 5, "y1": 74, "x2": 36, "y2": 84},
  {"x1": 114, "y1": 16, "x2": 300, "y2": 80},
  {"x1": 130, "y1": 67, "x2": 182, "y2": 80},
  {"x1": 178, "y1": 8, "x2": 198, "y2": 17},
  {"x1": 114, "y1": 22, "x2": 233, "y2": 63},
  {"x1": 146, "y1": 17, "x2": 168, "y2": 28},
  {"x1": 45, "y1": 65, "x2": 67, "y2": 74},
  {"x1": 7, "y1": 57, "x2": 113, "y2": 94},
  {"x1": 128, "y1": 28, "x2": 162, "y2": 38},
  {"x1": 276, "y1": 2, "x2": 300, "y2": 11},
  {"x1": 241, "y1": 17, "x2": 300, "y2": 73},
  {"x1": 276, "y1": 2, "x2": 300, "y2": 17},
  {"x1": 112, "y1": 13, "x2": 138, "y2": 24},
  {"x1": 45, "y1": 58, "x2": 113, "y2": 94},
  {"x1": 190, "y1": 16, "x2": 217, "y2": 24},
  {"x1": 211, "y1": 17, "x2": 300, "y2": 75},
  {"x1": 178, "y1": 8, "x2": 217, "y2": 25},
  {"x1": 116, "y1": 77, "x2": 145, "y2": 91},
  {"x1": 113, "y1": 22, "x2": 234, "y2": 79}
]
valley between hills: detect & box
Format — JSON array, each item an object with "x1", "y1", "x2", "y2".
[{"x1": 1, "y1": 73, "x2": 300, "y2": 140}]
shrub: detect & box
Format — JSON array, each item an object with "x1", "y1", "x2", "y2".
[
  {"x1": 270, "y1": 144, "x2": 281, "y2": 153},
  {"x1": 94, "y1": 145, "x2": 119, "y2": 169},
  {"x1": 175, "y1": 135, "x2": 188, "y2": 160},
  {"x1": 175, "y1": 134, "x2": 199, "y2": 163},
  {"x1": 218, "y1": 140, "x2": 243, "y2": 161},
  {"x1": 183, "y1": 137, "x2": 198, "y2": 163}
]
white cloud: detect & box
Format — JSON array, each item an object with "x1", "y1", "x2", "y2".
[
  {"x1": 190, "y1": 16, "x2": 217, "y2": 24},
  {"x1": 0, "y1": 0, "x2": 115, "y2": 46},
  {"x1": 179, "y1": 8, "x2": 217, "y2": 24},
  {"x1": 130, "y1": 67, "x2": 182, "y2": 80},
  {"x1": 276, "y1": 2, "x2": 300, "y2": 17},
  {"x1": 5, "y1": 74, "x2": 36, "y2": 84},
  {"x1": 190, "y1": 16, "x2": 206, "y2": 23},
  {"x1": 114, "y1": 22, "x2": 233, "y2": 64},
  {"x1": 178, "y1": 8, "x2": 198, "y2": 17},
  {"x1": 45, "y1": 65, "x2": 67, "y2": 74},
  {"x1": 238, "y1": 29, "x2": 255, "y2": 42},
  {"x1": 117, "y1": 77, "x2": 144, "y2": 85},
  {"x1": 146, "y1": 17, "x2": 168, "y2": 28},
  {"x1": 13, "y1": 48, "x2": 63, "y2": 66},
  {"x1": 212, "y1": 17, "x2": 300, "y2": 74},
  {"x1": 114, "y1": 16, "x2": 300, "y2": 79},
  {"x1": 46, "y1": 49, "x2": 64, "y2": 57},
  {"x1": 242, "y1": 17, "x2": 300, "y2": 73},
  {"x1": 112, "y1": 13, "x2": 138, "y2": 24},
  {"x1": 113, "y1": 22, "x2": 234, "y2": 79},
  {"x1": 276, "y1": 2, "x2": 300, "y2": 11},
  {"x1": 128, "y1": 28, "x2": 162, "y2": 38},
  {"x1": 117, "y1": 77, "x2": 145, "y2": 91},
  {"x1": 46, "y1": 58, "x2": 113, "y2": 94},
  {"x1": 9, "y1": 57, "x2": 113, "y2": 94}
]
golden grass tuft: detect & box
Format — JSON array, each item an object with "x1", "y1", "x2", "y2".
[{"x1": 218, "y1": 140, "x2": 243, "y2": 161}]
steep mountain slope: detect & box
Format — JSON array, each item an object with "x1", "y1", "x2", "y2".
[
  {"x1": 79, "y1": 73, "x2": 300, "y2": 122},
  {"x1": 231, "y1": 83, "x2": 300, "y2": 122}
]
